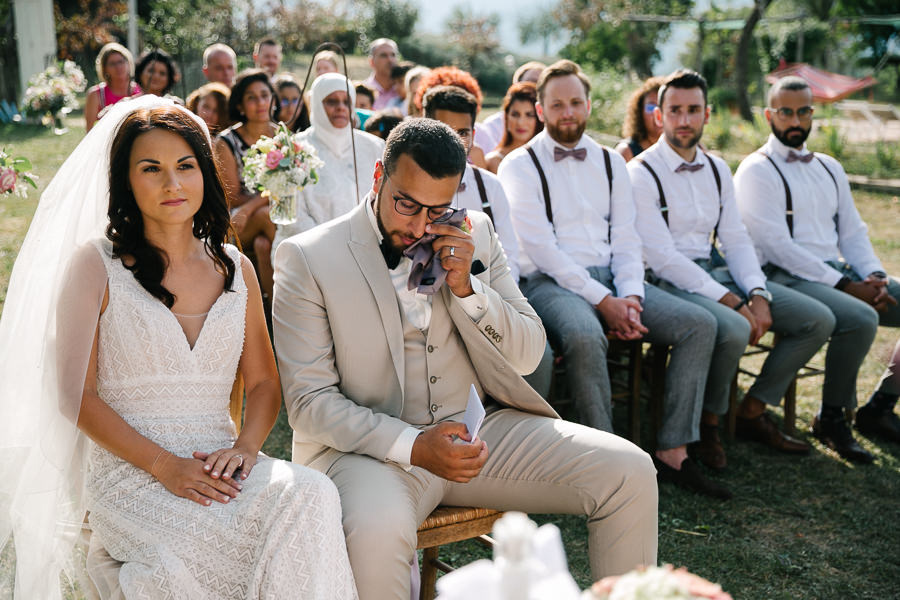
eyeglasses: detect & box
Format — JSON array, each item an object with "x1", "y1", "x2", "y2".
[
  {"x1": 644, "y1": 103, "x2": 658, "y2": 114},
  {"x1": 382, "y1": 176, "x2": 458, "y2": 221},
  {"x1": 280, "y1": 97, "x2": 300, "y2": 107},
  {"x1": 771, "y1": 106, "x2": 814, "y2": 120}
]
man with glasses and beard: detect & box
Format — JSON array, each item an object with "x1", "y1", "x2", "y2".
[
  {"x1": 273, "y1": 118, "x2": 658, "y2": 600},
  {"x1": 629, "y1": 70, "x2": 832, "y2": 477},
  {"x1": 735, "y1": 76, "x2": 900, "y2": 463},
  {"x1": 499, "y1": 60, "x2": 724, "y2": 498}
]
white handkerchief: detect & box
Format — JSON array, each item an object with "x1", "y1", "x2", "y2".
[{"x1": 462, "y1": 384, "x2": 485, "y2": 443}]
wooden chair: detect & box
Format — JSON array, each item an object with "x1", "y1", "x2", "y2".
[
  {"x1": 726, "y1": 335, "x2": 825, "y2": 438},
  {"x1": 416, "y1": 506, "x2": 504, "y2": 600}
]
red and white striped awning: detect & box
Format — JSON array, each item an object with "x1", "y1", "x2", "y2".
[{"x1": 766, "y1": 62, "x2": 876, "y2": 103}]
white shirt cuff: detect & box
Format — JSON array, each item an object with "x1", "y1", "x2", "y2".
[
  {"x1": 819, "y1": 267, "x2": 844, "y2": 287},
  {"x1": 616, "y1": 282, "x2": 646, "y2": 300},
  {"x1": 385, "y1": 427, "x2": 423, "y2": 470},
  {"x1": 697, "y1": 279, "x2": 731, "y2": 302},
  {"x1": 456, "y1": 276, "x2": 489, "y2": 321},
  {"x1": 581, "y1": 278, "x2": 612, "y2": 306}
]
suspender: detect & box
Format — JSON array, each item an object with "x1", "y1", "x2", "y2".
[
  {"x1": 758, "y1": 151, "x2": 839, "y2": 237},
  {"x1": 635, "y1": 151, "x2": 722, "y2": 226},
  {"x1": 525, "y1": 145, "x2": 613, "y2": 226},
  {"x1": 470, "y1": 166, "x2": 493, "y2": 223}
]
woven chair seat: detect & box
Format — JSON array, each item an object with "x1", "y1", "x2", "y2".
[{"x1": 417, "y1": 506, "x2": 503, "y2": 549}]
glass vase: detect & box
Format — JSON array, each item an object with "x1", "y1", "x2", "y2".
[
  {"x1": 268, "y1": 186, "x2": 300, "y2": 225},
  {"x1": 52, "y1": 113, "x2": 68, "y2": 136}
]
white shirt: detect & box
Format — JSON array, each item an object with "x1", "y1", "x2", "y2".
[
  {"x1": 734, "y1": 134, "x2": 883, "y2": 285},
  {"x1": 498, "y1": 130, "x2": 646, "y2": 305},
  {"x1": 455, "y1": 165, "x2": 521, "y2": 282},
  {"x1": 628, "y1": 139, "x2": 767, "y2": 300},
  {"x1": 365, "y1": 196, "x2": 489, "y2": 467},
  {"x1": 474, "y1": 111, "x2": 505, "y2": 152}
]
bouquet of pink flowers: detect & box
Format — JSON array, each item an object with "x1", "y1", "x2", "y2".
[
  {"x1": 241, "y1": 122, "x2": 323, "y2": 224},
  {"x1": 585, "y1": 564, "x2": 732, "y2": 600},
  {"x1": 22, "y1": 60, "x2": 86, "y2": 119},
  {"x1": 0, "y1": 150, "x2": 38, "y2": 198}
]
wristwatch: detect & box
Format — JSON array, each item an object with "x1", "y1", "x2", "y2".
[
  {"x1": 870, "y1": 270, "x2": 888, "y2": 280},
  {"x1": 749, "y1": 288, "x2": 773, "y2": 303}
]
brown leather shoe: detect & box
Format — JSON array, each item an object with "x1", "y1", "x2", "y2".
[
  {"x1": 653, "y1": 456, "x2": 732, "y2": 500},
  {"x1": 690, "y1": 423, "x2": 727, "y2": 471},
  {"x1": 736, "y1": 411, "x2": 811, "y2": 454}
]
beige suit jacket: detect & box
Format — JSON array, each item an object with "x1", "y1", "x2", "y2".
[{"x1": 273, "y1": 202, "x2": 557, "y2": 472}]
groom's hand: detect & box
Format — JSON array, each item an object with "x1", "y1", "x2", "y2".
[
  {"x1": 428, "y1": 222, "x2": 475, "y2": 298},
  {"x1": 410, "y1": 422, "x2": 488, "y2": 483}
]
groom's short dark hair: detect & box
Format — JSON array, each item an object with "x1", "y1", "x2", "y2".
[{"x1": 382, "y1": 118, "x2": 466, "y2": 180}]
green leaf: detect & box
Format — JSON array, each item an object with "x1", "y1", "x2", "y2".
[
  {"x1": 13, "y1": 157, "x2": 33, "y2": 171},
  {"x1": 23, "y1": 176, "x2": 37, "y2": 188}
]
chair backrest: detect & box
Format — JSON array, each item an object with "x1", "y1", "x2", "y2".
[{"x1": 230, "y1": 373, "x2": 244, "y2": 434}]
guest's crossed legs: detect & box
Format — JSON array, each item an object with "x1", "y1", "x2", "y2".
[
  {"x1": 326, "y1": 409, "x2": 658, "y2": 600},
  {"x1": 657, "y1": 278, "x2": 834, "y2": 415},
  {"x1": 522, "y1": 267, "x2": 716, "y2": 450},
  {"x1": 768, "y1": 268, "x2": 900, "y2": 408}
]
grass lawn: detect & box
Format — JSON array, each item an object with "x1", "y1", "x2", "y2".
[{"x1": 1, "y1": 120, "x2": 899, "y2": 598}]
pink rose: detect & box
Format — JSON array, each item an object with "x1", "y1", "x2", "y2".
[
  {"x1": 292, "y1": 140, "x2": 301, "y2": 153},
  {"x1": 265, "y1": 149, "x2": 284, "y2": 169},
  {"x1": 0, "y1": 167, "x2": 17, "y2": 193}
]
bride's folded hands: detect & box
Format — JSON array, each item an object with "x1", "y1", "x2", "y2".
[
  {"x1": 152, "y1": 450, "x2": 242, "y2": 506},
  {"x1": 194, "y1": 445, "x2": 259, "y2": 481}
]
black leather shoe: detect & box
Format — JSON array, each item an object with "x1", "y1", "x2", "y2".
[
  {"x1": 654, "y1": 456, "x2": 732, "y2": 500},
  {"x1": 736, "y1": 411, "x2": 811, "y2": 454},
  {"x1": 689, "y1": 423, "x2": 727, "y2": 471},
  {"x1": 855, "y1": 403, "x2": 900, "y2": 443},
  {"x1": 811, "y1": 416, "x2": 875, "y2": 464}
]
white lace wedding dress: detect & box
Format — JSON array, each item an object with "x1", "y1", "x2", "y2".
[{"x1": 85, "y1": 239, "x2": 357, "y2": 599}]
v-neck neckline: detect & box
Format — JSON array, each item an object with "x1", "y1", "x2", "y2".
[{"x1": 165, "y1": 291, "x2": 228, "y2": 353}]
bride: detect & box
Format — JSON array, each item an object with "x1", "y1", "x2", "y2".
[{"x1": 0, "y1": 96, "x2": 358, "y2": 599}]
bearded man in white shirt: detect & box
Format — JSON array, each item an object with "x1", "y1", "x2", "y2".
[
  {"x1": 629, "y1": 69, "x2": 833, "y2": 472},
  {"x1": 499, "y1": 60, "x2": 728, "y2": 499},
  {"x1": 735, "y1": 75, "x2": 900, "y2": 463}
]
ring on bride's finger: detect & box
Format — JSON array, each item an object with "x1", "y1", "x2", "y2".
[
  {"x1": 235, "y1": 454, "x2": 243, "y2": 466},
  {"x1": 449, "y1": 246, "x2": 455, "y2": 257}
]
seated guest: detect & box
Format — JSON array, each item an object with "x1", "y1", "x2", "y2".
[
  {"x1": 628, "y1": 69, "x2": 832, "y2": 471},
  {"x1": 861, "y1": 337, "x2": 900, "y2": 442},
  {"x1": 475, "y1": 60, "x2": 545, "y2": 153},
  {"x1": 363, "y1": 110, "x2": 403, "y2": 140},
  {"x1": 386, "y1": 62, "x2": 415, "y2": 113},
  {"x1": 253, "y1": 37, "x2": 282, "y2": 80},
  {"x1": 85, "y1": 42, "x2": 139, "y2": 131},
  {"x1": 364, "y1": 38, "x2": 399, "y2": 110},
  {"x1": 355, "y1": 82, "x2": 377, "y2": 110},
  {"x1": 403, "y1": 65, "x2": 431, "y2": 117},
  {"x1": 499, "y1": 60, "x2": 726, "y2": 498},
  {"x1": 423, "y1": 84, "x2": 552, "y2": 399},
  {"x1": 274, "y1": 75, "x2": 311, "y2": 132},
  {"x1": 272, "y1": 73, "x2": 384, "y2": 252},
  {"x1": 214, "y1": 69, "x2": 278, "y2": 300},
  {"x1": 484, "y1": 81, "x2": 542, "y2": 174},
  {"x1": 202, "y1": 42, "x2": 237, "y2": 87},
  {"x1": 615, "y1": 76, "x2": 664, "y2": 161},
  {"x1": 135, "y1": 49, "x2": 181, "y2": 101},
  {"x1": 735, "y1": 75, "x2": 900, "y2": 463},
  {"x1": 185, "y1": 81, "x2": 230, "y2": 134},
  {"x1": 414, "y1": 66, "x2": 488, "y2": 168},
  {"x1": 315, "y1": 50, "x2": 340, "y2": 76},
  {"x1": 273, "y1": 118, "x2": 658, "y2": 600}
]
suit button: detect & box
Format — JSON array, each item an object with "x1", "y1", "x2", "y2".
[
  {"x1": 430, "y1": 404, "x2": 438, "y2": 412},
  {"x1": 429, "y1": 376, "x2": 437, "y2": 383},
  {"x1": 427, "y1": 345, "x2": 434, "y2": 353}
]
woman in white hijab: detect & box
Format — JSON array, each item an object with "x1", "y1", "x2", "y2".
[{"x1": 272, "y1": 73, "x2": 385, "y2": 252}]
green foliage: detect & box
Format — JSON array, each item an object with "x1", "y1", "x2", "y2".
[
  {"x1": 140, "y1": 0, "x2": 235, "y2": 61},
  {"x1": 445, "y1": 7, "x2": 501, "y2": 74},
  {"x1": 584, "y1": 69, "x2": 635, "y2": 137},
  {"x1": 556, "y1": 0, "x2": 693, "y2": 78},
  {"x1": 355, "y1": 0, "x2": 419, "y2": 49},
  {"x1": 518, "y1": 7, "x2": 561, "y2": 56}
]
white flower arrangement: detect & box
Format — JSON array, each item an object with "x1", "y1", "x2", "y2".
[
  {"x1": 22, "y1": 60, "x2": 86, "y2": 120},
  {"x1": 0, "y1": 149, "x2": 38, "y2": 198},
  {"x1": 241, "y1": 122, "x2": 323, "y2": 224},
  {"x1": 585, "y1": 565, "x2": 732, "y2": 600}
]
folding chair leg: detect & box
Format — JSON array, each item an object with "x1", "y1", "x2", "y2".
[
  {"x1": 783, "y1": 378, "x2": 797, "y2": 436},
  {"x1": 727, "y1": 374, "x2": 738, "y2": 440},
  {"x1": 628, "y1": 342, "x2": 642, "y2": 445}
]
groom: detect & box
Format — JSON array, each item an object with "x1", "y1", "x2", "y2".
[{"x1": 273, "y1": 119, "x2": 657, "y2": 600}]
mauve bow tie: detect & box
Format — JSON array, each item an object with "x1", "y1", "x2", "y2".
[
  {"x1": 786, "y1": 150, "x2": 814, "y2": 163},
  {"x1": 675, "y1": 162, "x2": 704, "y2": 173},
  {"x1": 554, "y1": 146, "x2": 587, "y2": 162}
]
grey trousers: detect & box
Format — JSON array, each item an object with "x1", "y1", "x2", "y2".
[
  {"x1": 652, "y1": 262, "x2": 834, "y2": 415},
  {"x1": 767, "y1": 264, "x2": 900, "y2": 408},
  {"x1": 521, "y1": 267, "x2": 716, "y2": 449},
  {"x1": 326, "y1": 409, "x2": 658, "y2": 600}
]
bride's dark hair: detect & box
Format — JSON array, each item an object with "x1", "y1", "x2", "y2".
[{"x1": 107, "y1": 106, "x2": 235, "y2": 307}]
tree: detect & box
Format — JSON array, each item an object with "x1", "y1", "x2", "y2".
[
  {"x1": 355, "y1": 0, "x2": 419, "y2": 49},
  {"x1": 735, "y1": 0, "x2": 772, "y2": 121},
  {"x1": 445, "y1": 7, "x2": 501, "y2": 73},
  {"x1": 837, "y1": 0, "x2": 900, "y2": 94},
  {"x1": 555, "y1": 0, "x2": 693, "y2": 79},
  {"x1": 518, "y1": 8, "x2": 561, "y2": 56}
]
